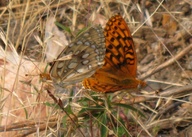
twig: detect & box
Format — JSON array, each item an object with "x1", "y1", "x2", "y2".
[
  {"x1": 140, "y1": 44, "x2": 192, "y2": 80},
  {"x1": 125, "y1": 84, "x2": 192, "y2": 104}
]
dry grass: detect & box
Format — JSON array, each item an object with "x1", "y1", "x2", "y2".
[{"x1": 0, "y1": 0, "x2": 192, "y2": 136}]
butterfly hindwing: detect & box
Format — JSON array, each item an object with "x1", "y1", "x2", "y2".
[{"x1": 50, "y1": 25, "x2": 106, "y2": 87}]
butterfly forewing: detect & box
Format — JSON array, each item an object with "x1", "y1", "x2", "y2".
[
  {"x1": 104, "y1": 15, "x2": 137, "y2": 76},
  {"x1": 83, "y1": 15, "x2": 146, "y2": 93},
  {"x1": 50, "y1": 25, "x2": 106, "y2": 87}
]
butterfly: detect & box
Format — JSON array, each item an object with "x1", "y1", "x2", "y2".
[
  {"x1": 83, "y1": 15, "x2": 146, "y2": 93},
  {"x1": 49, "y1": 25, "x2": 106, "y2": 88}
]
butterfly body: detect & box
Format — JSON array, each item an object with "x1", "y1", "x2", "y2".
[{"x1": 83, "y1": 15, "x2": 146, "y2": 93}]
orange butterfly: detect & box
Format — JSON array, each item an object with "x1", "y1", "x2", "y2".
[{"x1": 83, "y1": 15, "x2": 146, "y2": 93}]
